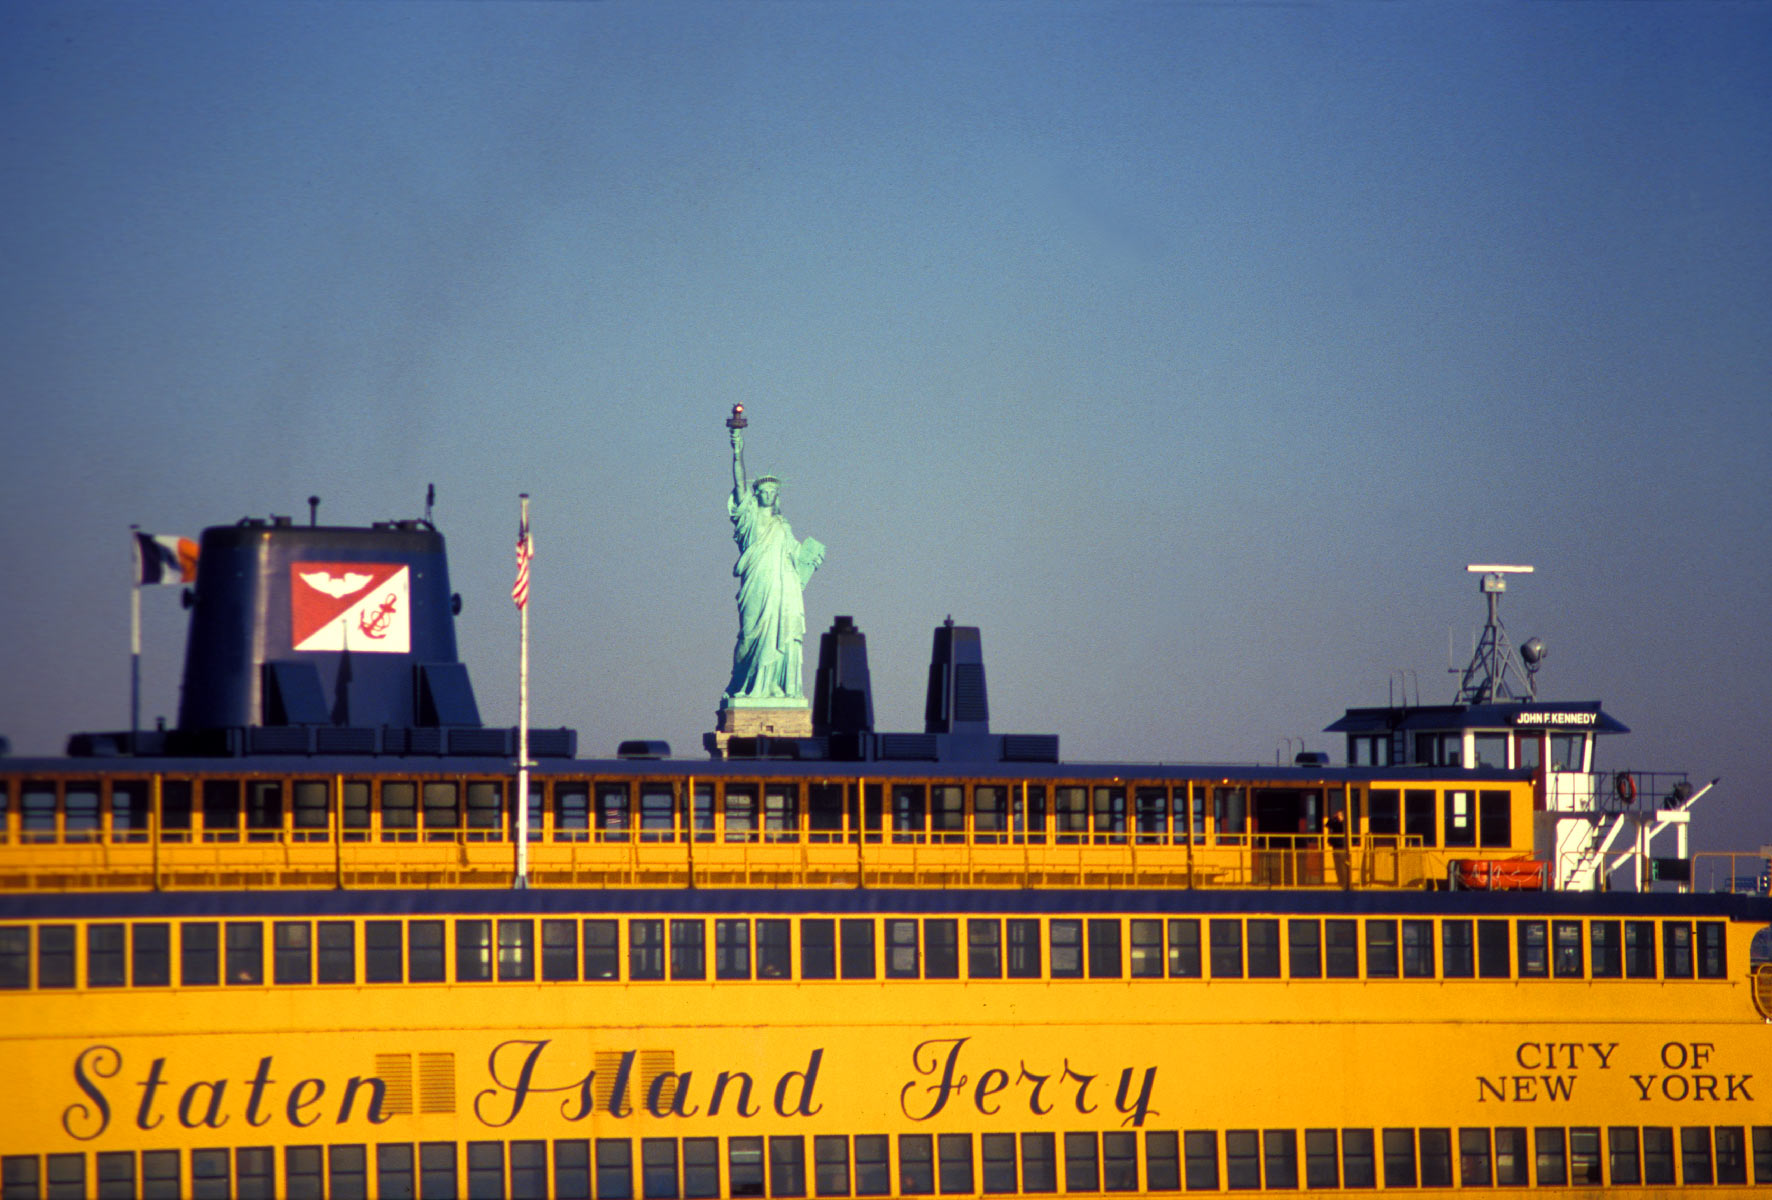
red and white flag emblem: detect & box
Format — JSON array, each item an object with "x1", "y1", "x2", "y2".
[{"x1": 291, "y1": 562, "x2": 411, "y2": 653}]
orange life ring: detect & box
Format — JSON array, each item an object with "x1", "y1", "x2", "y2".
[{"x1": 1614, "y1": 771, "x2": 1637, "y2": 803}]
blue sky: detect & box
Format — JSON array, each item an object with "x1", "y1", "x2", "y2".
[{"x1": 2, "y1": 2, "x2": 1768, "y2": 854}]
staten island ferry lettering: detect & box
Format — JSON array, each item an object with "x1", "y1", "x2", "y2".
[{"x1": 3, "y1": 440, "x2": 1770, "y2": 1196}]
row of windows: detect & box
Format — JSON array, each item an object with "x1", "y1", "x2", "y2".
[
  {"x1": 0, "y1": 777, "x2": 1515, "y2": 850},
  {"x1": 5, "y1": 1125, "x2": 1771, "y2": 1199},
  {"x1": 0, "y1": 915, "x2": 1730, "y2": 991}
]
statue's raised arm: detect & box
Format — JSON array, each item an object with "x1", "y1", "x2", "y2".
[{"x1": 730, "y1": 426, "x2": 747, "y2": 503}]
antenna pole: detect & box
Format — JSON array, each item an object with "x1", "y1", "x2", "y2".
[{"x1": 129, "y1": 525, "x2": 141, "y2": 754}]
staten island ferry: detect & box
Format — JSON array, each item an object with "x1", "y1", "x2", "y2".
[{"x1": 1, "y1": 515, "x2": 1769, "y2": 1200}]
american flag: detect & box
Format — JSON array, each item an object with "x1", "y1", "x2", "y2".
[{"x1": 512, "y1": 512, "x2": 532, "y2": 609}]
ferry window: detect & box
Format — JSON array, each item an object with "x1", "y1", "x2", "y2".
[
  {"x1": 1381, "y1": 1129, "x2": 1416, "y2": 1188},
  {"x1": 17, "y1": 783, "x2": 52, "y2": 842},
  {"x1": 65, "y1": 782, "x2": 99, "y2": 842},
  {"x1": 1403, "y1": 790, "x2": 1435, "y2": 845},
  {"x1": 1608, "y1": 1127, "x2": 1641, "y2": 1184},
  {"x1": 1326, "y1": 920, "x2": 1359, "y2": 979},
  {"x1": 1570, "y1": 1127, "x2": 1602, "y2": 1185},
  {"x1": 931, "y1": 786, "x2": 965, "y2": 844},
  {"x1": 1209, "y1": 919, "x2": 1243, "y2": 979},
  {"x1": 1017, "y1": 784, "x2": 1048, "y2": 844},
  {"x1": 1053, "y1": 786, "x2": 1087, "y2": 845},
  {"x1": 1224, "y1": 1130, "x2": 1259, "y2": 1189},
  {"x1": 862, "y1": 784, "x2": 886, "y2": 844},
  {"x1": 887, "y1": 921, "x2": 920, "y2": 978},
  {"x1": 974, "y1": 787, "x2": 1007, "y2": 843},
  {"x1": 1414, "y1": 733, "x2": 1461, "y2": 768},
  {"x1": 246, "y1": 781, "x2": 283, "y2": 841},
  {"x1": 1341, "y1": 1128, "x2": 1376, "y2": 1189},
  {"x1": 925, "y1": 920, "x2": 959, "y2": 979},
  {"x1": 1411, "y1": 1129, "x2": 1447, "y2": 1187},
  {"x1": 133, "y1": 923, "x2": 171, "y2": 987},
  {"x1": 1247, "y1": 919, "x2": 1280, "y2": 979},
  {"x1": 1753, "y1": 1127, "x2": 1771, "y2": 1183},
  {"x1": 1130, "y1": 919, "x2": 1165, "y2": 978},
  {"x1": 1023, "y1": 1132, "x2": 1058, "y2": 1193},
  {"x1": 1458, "y1": 1128, "x2": 1491, "y2": 1187},
  {"x1": 1624, "y1": 921, "x2": 1657, "y2": 978},
  {"x1": 980, "y1": 1133, "x2": 1017, "y2": 1194},
  {"x1": 410, "y1": 921, "x2": 446, "y2": 983},
  {"x1": 498, "y1": 919, "x2": 534, "y2": 982},
  {"x1": 0, "y1": 928, "x2": 25, "y2": 988},
  {"x1": 534, "y1": 920, "x2": 577, "y2": 982},
  {"x1": 37, "y1": 1154, "x2": 80, "y2": 1198},
  {"x1": 240, "y1": 1147, "x2": 276, "y2": 1200},
  {"x1": 684, "y1": 1137, "x2": 719, "y2": 1198},
  {"x1": 1473, "y1": 733, "x2": 1508, "y2": 768},
  {"x1": 1535, "y1": 1127, "x2": 1567, "y2": 1186},
  {"x1": 893, "y1": 785, "x2": 928, "y2": 843},
  {"x1": 382, "y1": 782, "x2": 417, "y2": 837},
  {"x1": 1133, "y1": 788, "x2": 1168, "y2": 844},
  {"x1": 330, "y1": 1146, "x2": 368, "y2": 1198},
  {"x1": 293, "y1": 781, "x2": 329, "y2": 838},
  {"x1": 597, "y1": 783, "x2": 631, "y2": 843},
  {"x1": 1007, "y1": 919, "x2": 1041, "y2": 979},
  {"x1": 39, "y1": 924, "x2": 74, "y2": 988},
  {"x1": 1369, "y1": 790, "x2": 1400, "y2": 839},
  {"x1": 639, "y1": 784, "x2": 678, "y2": 843},
  {"x1": 1214, "y1": 787, "x2": 1247, "y2": 843},
  {"x1": 725, "y1": 784, "x2": 758, "y2": 843},
  {"x1": 1663, "y1": 922, "x2": 1694, "y2": 979},
  {"x1": 1590, "y1": 921, "x2": 1621, "y2": 978},
  {"x1": 1476, "y1": 920, "x2": 1510, "y2": 979},
  {"x1": 1441, "y1": 920, "x2": 1474, "y2": 978},
  {"x1": 898, "y1": 1134, "x2": 933, "y2": 1195},
  {"x1": 671, "y1": 919, "x2": 706, "y2": 981},
  {"x1": 162, "y1": 780, "x2": 193, "y2": 840},
  {"x1": 1478, "y1": 791, "x2": 1512, "y2": 849},
  {"x1": 1147, "y1": 1132, "x2": 1181, "y2": 1192},
  {"x1": 288, "y1": 1146, "x2": 324, "y2": 1196},
  {"x1": 1184, "y1": 1131, "x2": 1220, "y2": 1190},
  {"x1": 770, "y1": 1136, "x2": 808, "y2": 1196},
  {"x1": 968, "y1": 919, "x2": 1002, "y2": 978},
  {"x1": 1443, "y1": 791, "x2": 1475, "y2": 848},
  {"x1": 552, "y1": 1140, "x2": 590, "y2": 1199},
  {"x1": 1401, "y1": 920, "x2": 1435, "y2": 979},
  {"x1": 716, "y1": 920, "x2": 751, "y2": 980},
  {"x1": 275, "y1": 921, "x2": 313, "y2": 984},
  {"x1": 1516, "y1": 735, "x2": 1542, "y2": 772},
  {"x1": 420, "y1": 1143, "x2": 459, "y2": 1199},
  {"x1": 340, "y1": 781, "x2": 371, "y2": 840},
  {"x1": 1088, "y1": 919, "x2": 1123, "y2": 978},
  {"x1": 1065, "y1": 1132, "x2": 1101, "y2": 1192},
  {"x1": 641, "y1": 1138, "x2": 675, "y2": 1199},
  {"x1": 111, "y1": 780, "x2": 150, "y2": 843},
  {"x1": 1264, "y1": 1131, "x2": 1298, "y2": 1190},
  {"x1": 757, "y1": 919, "x2": 791, "y2": 979},
  {"x1": 453, "y1": 920, "x2": 490, "y2": 983},
  {"x1": 1092, "y1": 787, "x2": 1126, "y2": 845},
  {"x1": 315, "y1": 921, "x2": 354, "y2": 984},
  {"x1": 225, "y1": 921, "x2": 263, "y2": 984},
  {"x1": 692, "y1": 783, "x2": 716, "y2": 844},
  {"x1": 1697, "y1": 922, "x2": 1727, "y2": 978},
  {"x1": 1717, "y1": 1126, "x2": 1748, "y2": 1185},
  {"x1": 97, "y1": 1151, "x2": 134, "y2": 1195},
  {"x1": 1101, "y1": 1132, "x2": 1138, "y2": 1192},
  {"x1": 1288, "y1": 920, "x2": 1322, "y2": 979},
  {"x1": 937, "y1": 1133, "x2": 972, "y2": 1195},
  {"x1": 1305, "y1": 1129, "x2": 1338, "y2": 1188},
  {"x1": 89, "y1": 923, "x2": 126, "y2": 987},
  {"x1": 855, "y1": 1135, "x2": 891, "y2": 1196},
  {"x1": 202, "y1": 779, "x2": 241, "y2": 842},
  {"x1": 376, "y1": 1144, "x2": 414, "y2": 1199},
  {"x1": 554, "y1": 783, "x2": 589, "y2": 841},
  {"x1": 1550, "y1": 733, "x2": 1583, "y2": 771},
  {"x1": 1642, "y1": 1126, "x2": 1675, "y2": 1184},
  {"x1": 1167, "y1": 920, "x2": 1201, "y2": 978},
  {"x1": 366, "y1": 921, "x2": 403, "y2": 983},
  {"x1": 466, "y1": 781, "x2": 503, "y2": 834},
  {"x1": 596, "y1": 1139, "x2": 633, "y2": 1199},
  {"x1": 629, "y1": 920, "x2": 664, "y2": 981},
  {"x1": 1552, "y1": 921, "x2": 1583, "y2": 978},
  {"x1": 814, "y1": 1135, "x2": 851, "y2": 1197},
  {"x1": 1365, "y1": 921, "x2": 1398, "y2": 978},
  {"x1": 422, "y1": 783, "x2": 461, "y2": 837},
  {"x1": 1050, "y1": 920, "x2": 1083, "y2": 979},
  {"x1": 799, "y1": 920, "x2": 835, "y2": 980},
  {"x1": 840, "y1": 919, "x2": 876, "y2": 980},
  {"x1": 1191, "y1": 784, "x2": 1208, "y2": 842},
  {"x1": 808, "y1": 783, "x2": 846, "y2": 843}
]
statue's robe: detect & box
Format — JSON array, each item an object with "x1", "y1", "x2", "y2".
[{"x1": 727, "y1": 489, "x2": 807, "y2": 699}]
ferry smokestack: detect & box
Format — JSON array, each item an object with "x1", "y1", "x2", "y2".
[{"x1": 925, "y1": 618, "x2": 989, "y2": 736}]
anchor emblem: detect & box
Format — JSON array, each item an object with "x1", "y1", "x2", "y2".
[{"x1": 358, "y1": 593, "x2": 398, "y2": 639}]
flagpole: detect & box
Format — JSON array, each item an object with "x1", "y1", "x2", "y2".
[
  {"x1": 130, "y1": 525, "x2": 141, "y2": 755},
  {"x1": 516, "y1": 494, "x2": 531, "y2": 890}
]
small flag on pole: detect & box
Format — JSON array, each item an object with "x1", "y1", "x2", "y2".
[
  {"x1": 134, "y1": 533, "x2": 199, "y2": 586},
  {"x1": 512, "y1": 511, "x2": 532, "y2": 609}
]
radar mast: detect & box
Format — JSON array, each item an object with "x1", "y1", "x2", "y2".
[{"x1": 1454, "y1": 564, "x2": 1544, "y2": 704}]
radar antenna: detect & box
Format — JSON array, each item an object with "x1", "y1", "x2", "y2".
[{"x1": 1455, "y1": 564, "x2": 1542, "y2": 704}]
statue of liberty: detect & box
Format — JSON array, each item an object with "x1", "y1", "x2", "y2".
[{"x1": 724, "y1": 406, "x2": 825, "y2": 703}]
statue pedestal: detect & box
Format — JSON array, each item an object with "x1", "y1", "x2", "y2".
[{"x1": 705, "y1": 701, "x2": 812, "y2": 758}]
